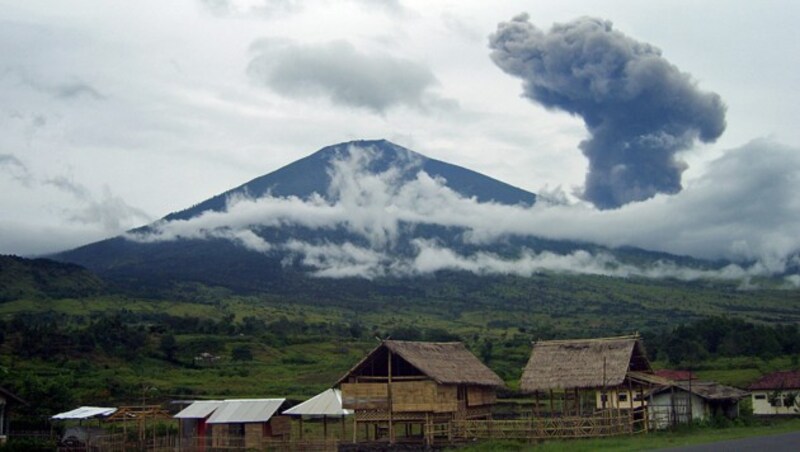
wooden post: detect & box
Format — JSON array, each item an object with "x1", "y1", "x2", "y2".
[
  {"x1": 341, "y1": 416, "x2": 345, "y2": 440},
  {"x1": 299, "y1": 417, "x2": 304, "y2": 440},
  {"x1": 534, "y1": 391, "x2": 540, "y2": 418},
  {"x1": 627, "y1": 378, "x2": 634, "y2": 433},
  {"x1": 388, "y1": 348, "x2": 394, "y2": 444},
  {"x1": 323, "y1": 415, "x2": 328, "y2": 438},
  {"x1": 602, "y1": 356, "x2": 608, "y2": 411},
  {"x1": 670, "y1": 385, "x2": 676, "y2": 428},
  {"x1": 574, "y1": 388, "x2": 579, "y2": 416},
  {"x1": 640, "y1": 385, "x2": 649, "y2": 432},
  {"x1": 688, "y1": 368, "x2": 694, "y2": 423},
  {"x1": 352, "y1": 415, "x2": 357, "y2": 443}
]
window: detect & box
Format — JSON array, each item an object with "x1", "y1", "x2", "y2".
[
  {"x1": 600, "y1": 394, "x2": 608, "y2": 402},
  {"x1": 769, "y1": 396, "x2": 783, "y2": 407},
  {"x1": 754, "y1": 394, "x2": 766, "y2": 400},
  {"x1": 618, "y1": 393, "x2": 628, "y2": 402}
]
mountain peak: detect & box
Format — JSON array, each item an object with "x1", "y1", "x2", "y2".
[{"x1": 163, "y1": 140, "x2": 535, "y2": 222}]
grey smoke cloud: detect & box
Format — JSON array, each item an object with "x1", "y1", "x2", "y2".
[
  {"x1": 247, "y1": 39, "x2": 446, "y2": 113},
  {"x1": 489, "y1": 14, "x2": 727, "y2": 209}
]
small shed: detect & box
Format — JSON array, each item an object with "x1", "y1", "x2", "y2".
[
  {"x1": 0, "y1": 387, "x2": 25, "y2": 445},
  {"x1": 51, "y1": 406, "x2": 118, "y2": 449},
  {"x1": 520, "y1": 335, "x2": 654, "y2": 417},
  {"x1": 338, "y1": 340, "x2": 504, "y2": 445},
  {"x1": 282, "y1": 388, "x2": 351, "y2": 439},
  {"x1": 648, "y1": 381, "x2": 749, "y2": 429},
  {"x1": 748, "y1": 370, "x2": 800, "y2": 415},
  {"x1": 175, "y1": 399, "x2": 290, "y2": 449}
]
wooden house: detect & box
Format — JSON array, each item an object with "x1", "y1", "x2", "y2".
[
  {"x1": 51, "y1": 406, "x2": 118, "y2": 448},
  {"x1": 748, "y1": 370, "x2": 800, "y2": 415},
  {"x1": 338, "y1": 340, "x2": 504, "y2": 445},
  {"x1": 0, "y1": 387, "x2": 25, "y2": 445},
  {"x1": 520, "y1": 335, "x2": 658, "y2": 418},
  {"x1": 648, "y1": 381, "x2": 748, "y2": 428},
  {"x1": 175, "y1": 399, "x2": 290, "y2": 449}
]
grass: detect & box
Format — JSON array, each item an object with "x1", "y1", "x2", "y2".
[{"x1": 451, "y1": 418, "x2": 800, "y2": 451}]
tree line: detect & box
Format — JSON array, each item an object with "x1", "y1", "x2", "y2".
[{"x1": 643, "y1": 317, "x2": 800, "y2": 366}]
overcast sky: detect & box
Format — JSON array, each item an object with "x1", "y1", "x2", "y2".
[{"x1": 1, "y1": 0, "x2": 799, "y2": 264}]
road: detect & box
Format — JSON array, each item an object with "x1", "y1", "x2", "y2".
[{"x1": 657, "y1": 430, "x2": 800, "y2": 451}]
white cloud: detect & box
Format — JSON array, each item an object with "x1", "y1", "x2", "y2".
[
  {"x1": 247, "y1": 39, "x2": 451, "y2": 113},
  {"x1": 128, "y1": 142, "x2": 800, "y2": 283}
]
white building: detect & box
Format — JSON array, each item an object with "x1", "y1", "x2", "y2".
[{"x1": 748, "y1": 370, "x2": 800, "y2": 416}]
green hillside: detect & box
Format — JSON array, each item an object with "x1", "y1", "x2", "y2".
[
  {"x1": 1, "y1": 259, "x2": 799, "y2": 421},
  {"x1": 0, "y1": 255, "x2": 105, "y2": 302}
]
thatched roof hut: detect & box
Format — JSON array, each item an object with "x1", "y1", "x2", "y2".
[
  {"x1": 338, "y1": 340, "x2": 503, "y2": 445},
  {"x1": 338, "y1": 340, "x2": 504, "y2": 387},
  {"x1": 520, "y1": 335, "x2": 652, "y2": 393}
]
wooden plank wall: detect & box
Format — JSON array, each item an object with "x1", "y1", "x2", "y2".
[{"x1": 468, "y1": 386, "x2": 497, "y2": 407}]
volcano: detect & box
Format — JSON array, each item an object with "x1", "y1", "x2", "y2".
[{"x1": 52, "y1": 139, "x2": 706, "y2": 294}]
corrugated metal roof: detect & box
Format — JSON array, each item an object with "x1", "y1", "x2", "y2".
[
  {"x1": 52, "y1": 406, "x2": 117, "y2": 420},
  {"x1": 206, "y1": 399, "x2": 285, "y2": 424},
  {"x1": 173, "y1": 401, "x2": 225, "y2": 419},
  {"x1": 283, "y1": 389, "x2": 352, "y2": 417}
]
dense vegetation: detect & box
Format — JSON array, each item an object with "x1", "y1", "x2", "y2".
[
  {"x1": 0, "y1": 255, "x2": 104, "y2": 302},
  {"x1": 1, "y1": 255, "x2": 799, "y2": 425}
]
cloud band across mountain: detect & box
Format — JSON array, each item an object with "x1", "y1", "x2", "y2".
[{"x1": 127, "y1": 142, "x2": 800, "y2": 286}]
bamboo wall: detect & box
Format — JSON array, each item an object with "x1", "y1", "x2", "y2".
[
  {"x1": 269, "y1": 416, "x2": 292, "y2": 437},
  {"x1": 244, "y1": 423, "x2": 261, "y2": 449},
  {"x1": 342, "y1": 380, "x2": 460, "y2": 413},
  {"x1": 468, "y1": 386, "x2": 497, "y2": 407},
  {"x1": 342, "y1": 383, "x2": 388, "y2": 410}
]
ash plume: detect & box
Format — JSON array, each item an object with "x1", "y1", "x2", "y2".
[{"x1": 489, "y1": 14, "x2": 727, "y2": 209}]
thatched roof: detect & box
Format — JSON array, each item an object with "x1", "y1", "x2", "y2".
[
  {"x1": 520, "y1": 335, "x2": 652, "y2": 392},
  {"x1": 338, "y1": 340, "x2": 504, "y2": 388}
]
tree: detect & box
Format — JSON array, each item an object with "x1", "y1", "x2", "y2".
[
  {"x1": 479, "y1": 339, "x2": 493, "y2": 364},
  {"x1": 159, "y1": 334, "x2": 179, "y2": 361},
  {"x1": 231, "y1": 345, "x2": 253, "y2": 361}
]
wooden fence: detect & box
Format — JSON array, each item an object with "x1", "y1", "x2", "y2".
[
  {"x1": 447, "y1": 413, "x2": 643, "y2": 441},
  {"x1": 62, "y1": 414, "x2": 641, "y2": 450}
]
